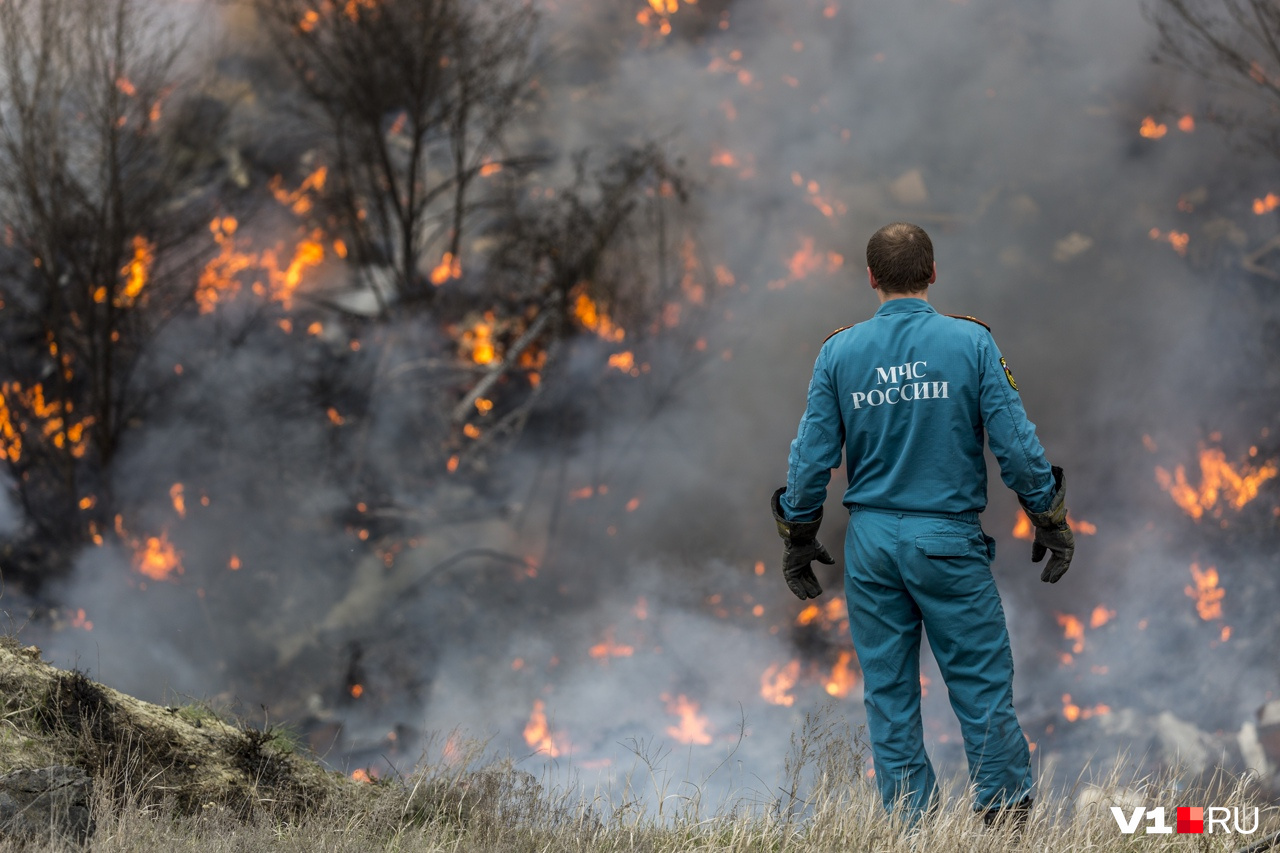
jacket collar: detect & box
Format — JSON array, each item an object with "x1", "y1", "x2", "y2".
[{"x1": 874, "y1": 298, "x2": 935, "y2": 317}]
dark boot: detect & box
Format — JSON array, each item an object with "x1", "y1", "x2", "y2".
[{"x1": 982, "y1": 796, "x2": 1032, "y2": 832}]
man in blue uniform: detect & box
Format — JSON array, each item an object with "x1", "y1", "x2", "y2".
[{"x1": 771, "y1": 222, "x2": 1074, "y2": 825}]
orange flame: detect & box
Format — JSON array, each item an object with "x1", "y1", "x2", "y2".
[
  {"x1": 1056, "y1": 612, "x2": 1085, "y2": 654},
  {"x1": 0, "y1": 386, "x2": 23, "y2": 463},
  {"x1": 1089, "y1": 605, "x2": 1115, "y2": 629},
  {"x1": 170, "y1": 483, "x2": 185, "y2": 518},
  {"x1": 1013, "y1": 510, "x2": 1096, "y2": 539},
  {"x1": 607, "y1": 351, "x2": 637, "y2": 374},
  {"x1": 197, "y1": 215, "x2": 326, "y2": 312},
  {"x1": 70, "y1": 608, "x2": 93, "y2": 631},
  {"x1": 1138, "y1": 117, "x2": 1168, "y2": 139},
  {"x1": 0, "y1": 381, "x2": 93, "y2": 462},
  {"x1": 196, "y1": 217, "x2": 251, "y2": 313},
  {"x1": 572, "y1": 290, "x2": 625, "y2": 342},
  {"x1": 824, "y1": 650, "x2": 859, "y2": 697},
  {"x1": 459, "y1": 317, "x2": 498, "y2": 365},
  {"x1": 116, "y1": 236, "x2": 154, "y2": 307},
  {"x1": 135, "y1": 531, "x2": 182, "y2": 581},
  {"x1": 1148, "y1": 228, "x2": 1189, "y2": 256},
  {"x1": 662, "y1": 693, "x2": 712, "y2": 745},
  {"x1": 761, "y1": 660, "x2": 800, "y2": 706},
  {"x1": 269, "y1": 166, "x2": 327, "y2": 216},
  {"x1": 1062, "y1": 693, "x2": 1110, "y2": 722},
  {"x1": 523, "y1": 699, "x2": 568, "y2": 756},
  {"x1": 795, "y1": 597, "x2": 847, "y2": 630},
  {"x1": 1177, "y1": 114, "x2": 1195, "y2": 133},
  {"x1": 1185, "y1": 563, "x2": 1224, "y2": 621},
  {"x1": 1155, "y1": 446, "x2": 1278, "y2": 520},
  {"x1": 788, "y1": 237, "x2": 843, "y2": 281},
  {"x1": 429, "y1": 251, "x2": 462, "y2": 285},
  {"x1": 588, "y1": 629, "x2": 634, "y2": 659},
  {"x1": 268, "y1": 235, "x2": 325, "y2": 308},
  {"x1": 1255, "y1": 193, "x2": 1280, "y2": 215}
]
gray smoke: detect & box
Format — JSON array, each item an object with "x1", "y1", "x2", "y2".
[{"x1": 18, "y1": 0, "x2": 1280, "y2": 800}]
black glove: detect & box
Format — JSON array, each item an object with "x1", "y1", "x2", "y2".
[
  {"x1": 1019, "y1": 466, "x2": 1075, "y2": 583},
  {"x1": 771, "y1": 487, "x2": 835, "y2": 600}
]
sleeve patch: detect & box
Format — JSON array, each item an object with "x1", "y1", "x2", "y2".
[
  {"x1": 945, "y1": 313, "x2": 992, "y2": 331},
  {"x1": 822, "y1": 325, "x2": 853, "y2": 344},
  {"x1": 1001, "y1": 356, "x2": 1019, "y2": 391}
]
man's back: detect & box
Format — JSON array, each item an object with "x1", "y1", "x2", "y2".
[{"x1": 785, "y1": 297, "x2": 1054, "y2": 519}]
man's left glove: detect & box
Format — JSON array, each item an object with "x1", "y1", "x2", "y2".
[
  {"x1": 771, "y1": 487, "x2": 835, "y2": 600},
  {"x1": 1020, "y1": 466, "x2": 1075, "y2": 583}
]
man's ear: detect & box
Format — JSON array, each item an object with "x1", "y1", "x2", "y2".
[
  {"x1": 927, "y1": 262, "x2": 937, "y2": 285},
  {"x1": 867, "y1": 267, "x2": 879, "y2": 290}
]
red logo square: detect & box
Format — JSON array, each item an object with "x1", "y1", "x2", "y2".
[{"x1": 1177, "y1": 807, "x2": 1203, "y2": 834}]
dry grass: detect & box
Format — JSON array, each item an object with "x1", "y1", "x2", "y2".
[
  {"x1": 1, "y1": 641, "x2": 1276, "y2": 850},
  {"x1": 4, "y1": 704, "x2": 1277, "y2": 852}
]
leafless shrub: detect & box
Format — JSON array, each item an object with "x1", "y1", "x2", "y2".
[
  {"x1": 1146, "y1": 0, "x2": 1280, "y2": 151},
  {"x1": 248, "y1": 0, "x2": 540, "y2": 307},
  {"x1": 0, "y1": 0, "x2": 214, "y2": 571}
]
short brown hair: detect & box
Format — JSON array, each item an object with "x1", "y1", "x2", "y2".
[{"x1": 866, "y1": 222, "x2": 934, "y2": 293}]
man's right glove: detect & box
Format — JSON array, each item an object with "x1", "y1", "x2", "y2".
[
  {"x1": 771, "y1": 487, "x2": 835, "y2": 600},
  {"x1": 1019, "y1": 465, "x2": 1075, "y2": 583}
]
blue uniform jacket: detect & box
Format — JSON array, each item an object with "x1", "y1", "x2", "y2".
[{"x1": 782, "y1": 298, "x2": 1055, "y2": 521}]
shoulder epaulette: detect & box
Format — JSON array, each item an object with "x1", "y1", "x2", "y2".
[
  {"x1": 945, "y1": 313, "x2": 991, "y2": 331},
  {"x1": 822, "y1": 325, "x2": 853, "y2": 344}
]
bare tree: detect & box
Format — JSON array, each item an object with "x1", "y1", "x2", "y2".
[
  {"x1": 1147, "y1": 0, "x2": 1280, "y2": 148},
  {"x1": 249, "y1": 0, "x2": 539, "y2": 307},
  {"x1": 0, "y1": 0, "x2": 210, "y2": 561}
]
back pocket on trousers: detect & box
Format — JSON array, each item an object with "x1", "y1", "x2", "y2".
[{"x1": 915, "y1": 535, "x2": 970, "y2": 558}]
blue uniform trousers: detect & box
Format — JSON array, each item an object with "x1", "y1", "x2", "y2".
[{"x1": 844, "y1": 506, "x2": 1032, "y2": 819}]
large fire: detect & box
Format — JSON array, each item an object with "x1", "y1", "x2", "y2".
[{"x1": 1155, "y1": 446, "x2": 1278, "y2": 520}]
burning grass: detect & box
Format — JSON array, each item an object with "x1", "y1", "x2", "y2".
[{"x1": 1, "y1": 639, "x2": 1276, "y2": 850}]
